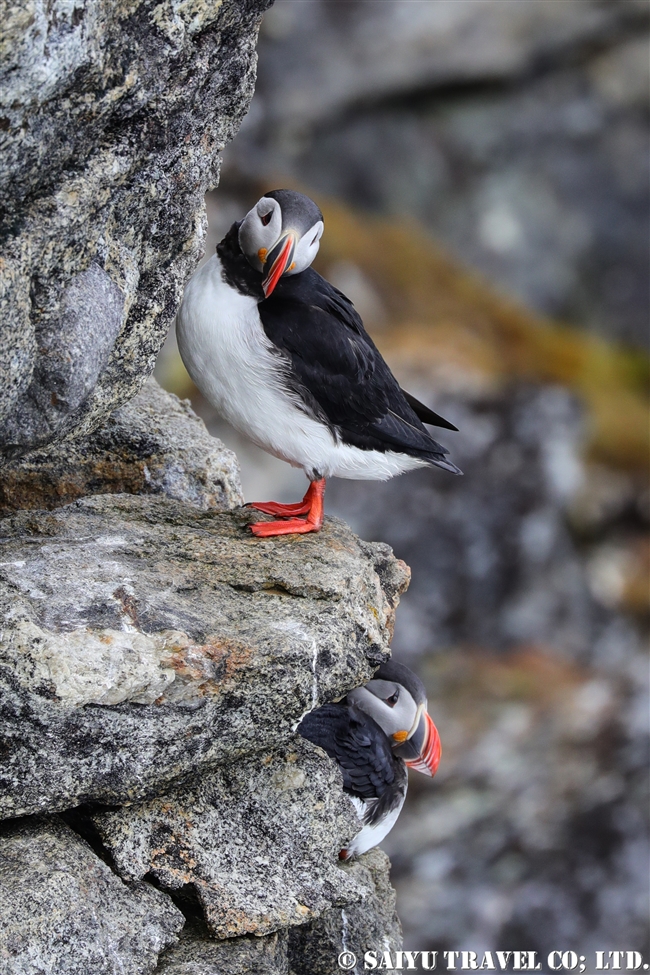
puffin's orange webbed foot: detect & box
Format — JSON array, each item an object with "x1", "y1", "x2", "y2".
[
  {"x1": 250, "y1": 517, "x2": 320, "y2": 537},
  {"x1": 248, "y1": 479, "x2": 325, "y2": 537}
]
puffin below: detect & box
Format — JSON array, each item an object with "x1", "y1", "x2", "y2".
[
  {"x1": 177, "y1": 189, "x2": 461, "y2": 537},
  {"x1": 297, "y1": 661, "x2": 440, "y2": 859}
]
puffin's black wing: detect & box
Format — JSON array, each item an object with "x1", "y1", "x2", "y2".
[
  {"x1": 297, "y1": 702, "x2": 404, "y2": 807},
  {"x1": 259, "y1": 269, "x2": 460, "y2": 472}
]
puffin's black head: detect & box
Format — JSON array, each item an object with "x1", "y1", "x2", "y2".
[
  {"x1": 238, "y1": 189, "x2": 324, "y2": 297},
  {"x1": 347, "y1": 660, "x2": 441, "y2": 777}
]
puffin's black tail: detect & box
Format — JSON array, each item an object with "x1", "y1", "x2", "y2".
[{"x1": 403, "y1": 390, "x2": 458, "y2": 431}]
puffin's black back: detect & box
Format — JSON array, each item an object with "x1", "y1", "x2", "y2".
[
  {"x1": 297, "y1": 702, "x2": 406, "y2": 826},
  {"x1": 259, "y1": 268, "x2": 460, "y2": 468}
]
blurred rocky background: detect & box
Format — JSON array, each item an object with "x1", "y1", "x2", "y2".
[
  {"x1": 234, "y1": 0, "x2": 650, "y2": 349},
  {"x1": 155, "y1": 0, "x2": 649, "y2": 968}
]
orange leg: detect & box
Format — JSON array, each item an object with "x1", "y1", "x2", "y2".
[
  {"x1": 249, "y1": 479, "x2": 325, "y2": 537},
  {"x1": 247, "y1": 478, "x2": 322, "y2": 518}
]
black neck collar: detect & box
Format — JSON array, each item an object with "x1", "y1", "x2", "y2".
[{"x1": 216, "y1": 221, "x2": 265, "y2": 300}]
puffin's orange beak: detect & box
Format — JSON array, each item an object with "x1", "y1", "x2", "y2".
[
  {"x1": 262, "y1": 234, "x2": 295, "y2": 297},
  {"x1": 402, "y1": 711, "x2": 441, "y2": 778}
]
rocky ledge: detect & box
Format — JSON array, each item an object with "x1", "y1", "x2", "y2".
[{"x1": 0, "y1": 383, "x2": 406, "y2": 973}]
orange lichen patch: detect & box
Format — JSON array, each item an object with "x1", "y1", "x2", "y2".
[
  {"x1": 112, "y1": 586, "x2": 139, "y2": 626},
  {"x1": 200, "y1": 879, "x2": 316, "y2": 939},
  {"x1": 209, "y1": 903, "x2": 267, "y2": 939},
  {"x1": 311, "y1": 197, "x2": 649, "y2": 474},
  {"x1": 162, "y1": 634, "x2": 257, "y2": 697},
  {"x1": 149, "y1": 846, "x2": 194, "y2": 886}
]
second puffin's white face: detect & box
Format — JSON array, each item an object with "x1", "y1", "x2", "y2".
[
  {"x1": 347, "y1": 679, "x2": 421, "y2": 741},
  {"x1": 238, "y1": 194, "x2": 324, "y2": 277}
]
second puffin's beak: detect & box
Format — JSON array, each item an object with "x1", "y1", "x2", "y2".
[
  {"x1": 262, "y1": 233, "x2": 296, "y2": 297},
  {"x1": 395, "y1": 710, "x2": 441, "y2": 778}
]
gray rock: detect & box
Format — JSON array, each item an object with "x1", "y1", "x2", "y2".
[
  {"x1": 0, "y1": 0, "x2": 272, "y2": 456},
  {"x1": 92, "y1": 740, "x2": 367, "y2": 939},
  {"x1": 288, "y1": 849, "x2": 403, "y2": 975},
  {"x1": 0, "y1": 816, "x2": 184, "y2": 975},
  {"x1": 0, "y1": 378, "x2": 243, "y2": 515},
  {"x1": 0, "y1": 494, "x2": 408, "y2": 818},
  {"x1": 152, "y1": 850, "x2": 402, "y2": 975},
  {"x1": 156, "y1": 924, "x2": 289, "y2": 975},
  {"x1": 1, "y1": 265, "x2": 125, "y2": 447}
]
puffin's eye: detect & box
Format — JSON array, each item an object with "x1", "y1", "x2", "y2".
[
  {"x1": 311, "y1": 232, "x2": 319, "y2": 245},
  {"x1": 260, "y1": 211, "x2": 272, "y2": 226},
  {"x1": 386, "y1": 690, "x2": 399, "y2": 708}
]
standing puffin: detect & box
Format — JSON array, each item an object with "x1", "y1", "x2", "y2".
[
  {"x1": 297, "y1": 661, "x2": 441, "y2": 859},
  {"x1": 177, "y1": 189, "x2": 460, "y2": 537}
]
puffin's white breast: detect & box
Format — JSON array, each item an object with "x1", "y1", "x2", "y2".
[
  {"x1": 176, "y1": 254, "x2": 426, "y2": 481},
  {"x1": 346, "y1": 793, "x2": 406, "y2": 858}
]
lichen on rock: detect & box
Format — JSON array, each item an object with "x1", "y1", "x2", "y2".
[
  {"x1": 0, "y1": 0, "x2": 408, "y2": 966},
  {"x1": 0, "y1": 380, "x2": 408, "y2": 969},
  {"x1": 0, "y1": 490, "x2": 407, "y2": 818},
  {"x1": 0, "y1": 816, "x2": 184, "y2": 975},
  {"x1": 91, "y1": 739, "x2": 368, "y2": 939}
]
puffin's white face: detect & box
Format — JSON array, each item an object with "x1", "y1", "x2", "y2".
[
  {"x1": 238, "y1": 191, "x2": 324, "y2": 297},
  {"x1": 347, "y1": 679, "x2": 420, "y2": 742},
  {"x1": 347, "y1": 670, "x2": 441, "y2": 777},
  {"x1": 292, "y1": 219, "x2": 325, "y2": 274},
  {"x1": 238, "y1": 197, "x2": 283, "y2": 272}
]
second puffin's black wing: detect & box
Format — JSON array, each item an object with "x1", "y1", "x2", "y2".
[
  {"x1": 259, "y1": 269, "x2": 460, "y2": 471},
  {"x1": 297, "y1": 702, "x2": 402, "y2": 802}
]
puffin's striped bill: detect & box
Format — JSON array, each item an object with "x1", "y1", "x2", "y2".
[
  {"x1": 404, "y1": 711, "x2": 441, "y2": 777},
  {"x1": 262, "y1": 234, "x2": 295, "y2": 297}
]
